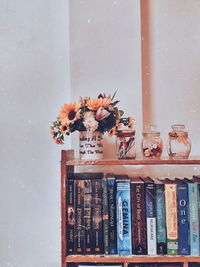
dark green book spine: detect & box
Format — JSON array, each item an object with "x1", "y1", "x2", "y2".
[{"x1": 102, "y1": 179, "x2": 109, "y2": 254}]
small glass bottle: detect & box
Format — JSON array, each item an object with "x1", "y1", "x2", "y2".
[
  {"x1": 142, "y1": 125, "x2": 163, "y2": 159},
  {"x1": 116, "y1": 130, "x2": 136, "y2": 159},
  {"x1": 167, "y1": 124, "x2": 191, "y2": 159}
]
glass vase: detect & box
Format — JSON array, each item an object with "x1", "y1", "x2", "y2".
[
  {"x1": 116, "y1": 130, "x2": 136, "y2": 159},
  {"x1": 167, "y1": 124, "x2": 191, "y2": 159},
  {"x1": 142, "y1": 125, "x2": 163, "y2": 159}
]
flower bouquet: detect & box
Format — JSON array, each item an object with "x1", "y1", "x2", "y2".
[{"x1": 50, "y1": 92, "x2": 134, "y2": 159}]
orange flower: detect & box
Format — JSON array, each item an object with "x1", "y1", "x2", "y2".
[
  {"x1": 59, "y1": 102, "x2": 81, "y2": 124},
  {"x1": 128, "y1": 117, "x2": 134, "y2": 128},
  {"x1": 54, "y1": 138, "x2": 64, "y2": 145},
  {"x1": 60, "y1": 124, "x2": 69, "y2": 134},
  {"x1": 108, "y1": 127, "x2": 116, "y2": 137},
  {"x1": 86, "y1": 98, "x2": 111, "y2": 111},
  {"x1": 49, "y1": 130, "x2": 55, "y2": 136}
]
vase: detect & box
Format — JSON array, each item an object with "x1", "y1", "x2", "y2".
[
  {"x1": 141, "y1": 125, "x2": 163, "y2": 159},
  {"x1": 79, "y1": 131, "x2": 103, "y2": 160},
  {"x1": 116, "y1": 130, "x2": 136, "y2": 159},
  {"x1": 167, "y1": 124, "x2": 191, "y2": 159}
]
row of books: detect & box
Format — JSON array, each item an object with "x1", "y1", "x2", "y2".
[{"x1": 66, "y1": 174, "x2": 200, "y2": 256}]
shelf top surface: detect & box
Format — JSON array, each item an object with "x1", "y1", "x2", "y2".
[
  {"x1": 65, "y1": 156, "x2": 200, "y2": 166},
  {"x1": 65, "y1": 255, "x2": 200, "y2": 263}
]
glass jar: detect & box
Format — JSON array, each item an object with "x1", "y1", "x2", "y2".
[
  {"x1": 142, "y1": 125, "x2": 163, "y2": 159},
  {"x1": 116, "y1": 130, "x2": 136, "y2": 159},
  {"x1": 167, "y1": 124, "x2": 191, "y2": 159}
]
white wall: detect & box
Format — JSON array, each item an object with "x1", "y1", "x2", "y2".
[
  {"x1": 0, "y1": 1, "x2": 70, "y2": 266},
  {"x1": 150, "y1": 0, "x2": 200, "y2": 156},
  {"x1": 1, "y1": 1, "x2": 200, "y2": 267},
  {"x1": 69, "y1": 0, "x2": 200, "y2": 177},
  {"x1": 69, "y1": 0, "x2": 142, "y2": 158}
]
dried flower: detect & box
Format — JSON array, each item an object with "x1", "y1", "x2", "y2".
[{"x1": 95, "y1": 107, "x2": 110, "y2": 120}]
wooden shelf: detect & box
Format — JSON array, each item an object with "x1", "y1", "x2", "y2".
[
  {"x1": 66, "y1": 156, "x2": 200, "y2": 166},
  {"x1": 61, "y1": 151, "x2": 200, "y2": 267},
  {"x1": 65, "y1": 255, "x2": 200, "y2": 263}
]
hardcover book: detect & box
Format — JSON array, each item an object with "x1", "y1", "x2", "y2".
[
  {"x1": 154, "y1": 178, "x2": 167, "y2": 254},
  {"x1": 107, "y1": 177, "x2": 117, "y2": 254},
  {"x1": 66, "y1": 180, "x2": 75, "y2": 254},
  {"x1": 164, "y1": 181, "x2": 178, "y2": 255},
  {"x1": 131, "y1": 177, "x2": 147, "y2": 255},
  {"x1": 142, "y1": 177, "x2": 157, "y2": 255},
  {"x1": 74, "y1": 180, "x2": 85, "y2": 254},
  {"x1": 84, "y1": 179, "x2": 93, "y2": 253},
  {"x1": 184, "y1": 178, "x2": 200, "y2": 256},
  {"x1": 102, "y1": 178, "x2": 109, "y2": 254},
  {"x1": 92, "y1": 179, "x2": 103, "y2": 254},
  {"x1": 175, "y1": 178, "x2": 190, "y2": 255},
  {"x1": 116, "y1": 179, "x2": 132, "y2": 255}
]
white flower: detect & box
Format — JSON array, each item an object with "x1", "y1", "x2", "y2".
[
  {"x1": 83, "y1": 117, "x2": 98, "y2": 132},
  {"x1": 83, "y1": 111, "x2": 95, "y2": 119}
]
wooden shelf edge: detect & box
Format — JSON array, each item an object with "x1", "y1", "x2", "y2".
[
  {"x1": 66, "y1": 157, "x2": 200, "y2": 166},
  {"x1": 65, "y1": 255, "x2": 200, "y2": 263}
]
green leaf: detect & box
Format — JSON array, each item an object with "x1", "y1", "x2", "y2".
[
  {"x1": 119, "y1": 110, "x2": 124, "y2": 117},
  {"x1": 110, "y1": 100, "x2": 119, "y2": 106},
  {"x1": 111, "y1": 90, "x2": 118, "y2": 101}
]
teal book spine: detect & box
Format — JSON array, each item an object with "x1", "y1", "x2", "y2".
[
  {"x1": 188, "y1": 183, "x2": 200, "y2": 255},
  {"x1": 116, "y1": 180, "x2": 132, "y2": 255},
  {"x1": 102, "y1": 179, "x2": 109, "y2": 254},
  {"x1": 156, "y1": 184, "x2": 167, "y2": 254}
]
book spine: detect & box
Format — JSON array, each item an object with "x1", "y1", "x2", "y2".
[
  {"x1": 188, "y1": 183, "x2": 200, "y2": 255},
  {"x1": 131, "y1": 182, "x2": 147, "y2": 255},
  {"x1": 108, "y1": 178, "x2": 117, "y2": 254},
  {"x1": 165, "y1": 184, "x2": 178, "y2": 255},
  {"x1": 177, "y1": 184, "x2": 190, "y2": 255},
  {"x1": 92, "y1": 179, "x2": 103, "y2": 254},
  {"x1": 145, "y1": 182, "x2": 157, "y2": 255},
  {"x1": 66, "y1": 180, "x2": 75, "y2": 254},
  {"x1": 156, "y1": 184, "x2": 167, "y2": 254},
  {"x1": 74, "y1": 180, "x2": 85, "y2": 254},
  {"x1": 84, "y1": 180, "x2": 93, "y2": 254},
  {"x1": 102, "y1": 179, "x2": 109, "y2": 254},
  {"x1": 116, "y1": 180, "x2": 132, "y2": 255}
]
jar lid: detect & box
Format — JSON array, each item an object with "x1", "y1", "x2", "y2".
[
  {"x1": 142, "y1": 124, "x2": 160, "y2": 137},
  {"x1": 116, "y1": 129, "x2": 135, "y2": 137},
  {"x1": 169, "y1": 124, "x2": 188, "y2": 137}
]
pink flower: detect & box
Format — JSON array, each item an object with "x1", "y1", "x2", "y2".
[{"x1": 95, "y1": 107, "x2": 111, "y2": 120}]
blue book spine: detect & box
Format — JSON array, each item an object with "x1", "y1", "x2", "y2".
[
  {"x1": 116, "y1": 180, "x2": 132, "y2": 255},
  {"x1": 177, "y1": 184, "x2": 190, "y2": 255},
  {"x1": 156, "y1": 184, "x2": 167, "y2": 254},
  {"x1": 145, "y1": 183, "x2": 157, "y2": 255},
  {"x1": 188, "y1": 183, "x2": 200, "y2": 255}
]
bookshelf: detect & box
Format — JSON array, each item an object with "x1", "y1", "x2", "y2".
[{"x1": 61, "y1": 150, "x2": 200, "y2": 267}]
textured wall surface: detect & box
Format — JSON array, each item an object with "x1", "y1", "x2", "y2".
[
  {"x1": 1, "y1": 1, "x2": 200, "y2": 266},
  {"x1": 0, "y1": 1, "x2": 70, "y2": 266}
]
